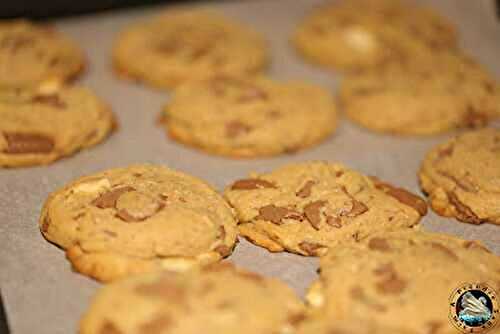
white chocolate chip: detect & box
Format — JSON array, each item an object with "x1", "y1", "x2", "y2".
[
  {"x1": 37, "y1": 78, "x2": 63, "y2": 95},
  {"x1": 343, "y1": 26, "x2": 377, "y2": 51},
  {"x1": 73, "y1": 178, "x2": 111, "y2": 194}
]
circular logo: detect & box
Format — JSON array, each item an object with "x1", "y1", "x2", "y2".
[{"x1": 449, "y1": 283, "x2": 499, "y2": 333}]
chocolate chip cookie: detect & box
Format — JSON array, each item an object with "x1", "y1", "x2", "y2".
[
  {"x1": 0, "y1": 86, "x2": 115, "y2": 168},
  {"x1": 307, "y1": 230, "x2": 500, "y2": 334},
  {"x1": 40, "y1": 165, "x2": 238, "y2": 282},
  {"x1": 161, "y1": 76, "x2": 337, "y2": 158},
  {"x1": 0, "y1": 20, "x2": 85, "y2": 90},
  {"x1": 419, "y1": 128, "x2": 500, "y2": 225},
  {"x1": 224, "y1": 161, "x2": 426, "y2": 256},
  {"x1": 293, "y1": 0, "x2": 457, "y2": 71},
  {"x1": 113, "y1": 10, "x2": 267, "y2": 90},
  {"x1": 339, "y1": 53, "x2": 500, "y2": 135},
  {"x1": 80, "y1": 263, "x2": 305, "y2": 334}
]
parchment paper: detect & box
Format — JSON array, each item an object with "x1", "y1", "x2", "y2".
[{"x1": 1, "y1": 1, "x2": 499, "y2": 333}]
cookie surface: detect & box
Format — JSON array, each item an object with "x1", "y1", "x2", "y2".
[
  {"x1": 224, "y1": 161, "x2": 426, "y2": 256},
  {"x1": 0, "y1": 86, "x2": 115, "y2": 167},
  {"x1": 307, "y1": 230, "x2": 500, "y2": 334},
  {"x1": 340, "y1": 53, "x2": 500, "y2": 135},
  {"x1": 0, "y1": 20, "x2": 85, "y2": 89},
  {"x1": 40, "y1": 164, "x2": 238, "y2": 282},
  {"x1": 113, "y1": 10, "x2": 267, "y2": 90},
  {"x1": 80, "y1": 263, "x2": 305, "y2": 334},
  {"x1": 297, "y1": 316, "x2": 416, "y2": 334},
  {"x1": 162, "y1": 76, "x2": 337, "y2": 157},
  {"x1": 419, "y1": 128, "x2": 500, "y2": 225},
  {"x1": 293, "y1": 0, "x2": 457, "y2": 71}
]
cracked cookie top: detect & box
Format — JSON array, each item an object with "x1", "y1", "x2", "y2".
[
  {"x1": 0, "y1": 20, "x2": 85, "y2": 89},
  {"x1": 113, "y1": 10, "x2": 268, "y2": 90},
  {"x1": 419, "y1": 128, "x2": 500, "y2": 225},
  {"x1": 306, "y1": 230, "x2": 499, "y2": 334},
  {"x1": 0, "y1": 85, "x2": 115, "y2": 168},
  {"x1": 40, "y1": 164, "x2": 238, "y2": 282},
  {"x1": 80, "y1": 263, "x2": 305, "y2": 334},
  {"x1": 224, "y1": 161, "x2": 426, "y2": 256},
  {"x1": 162, "y1": 76, "x2": 337, "y2": 158}
]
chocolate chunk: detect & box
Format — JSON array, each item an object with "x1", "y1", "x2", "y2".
[
  {"x1": 99, "y1": 321, "x2": 123, "y2": 334},
  {"x1": 350, "y1": 286, "x2": 365, "y2": 300},
  {"x1": 430, "y1": 242, "x2": 458, "y2": 260},
  {"x1": 437, "y1": 145, "x2": 454, "y2": 159},
  {"x1": 439, "y1": 172, "x2": 477, "y2": 193},
  {"x1": 102, "y1": 230, "x2": 117, "y2": 238},
  {"x1": 303, "y1": 200, "x2": 326, "y2": 230},
  {"x1": 136, "y1": 276, "x2": 185, "y2": 301},
  {"x1": 32, "y1": 94, "x2": 67, "y2": 108},
  {"x1": 346, "y1": 200, "x2": 369, "y2": 217},
  {"x1": 3, "y1": 132, "x2": 54, "y2": 154},
  {"x1": 214, "y1": 245, "x2": 232, "y2": 257},
  {"x1": 368, "y1": 237, "x2": 391, "y2": 252},
  {"x1": 371, "y1": 177, "x2": 427, "y2": 216},
  {"x1": 298, "y1": 241, "x2": 326, "y2": 256},
  {"x1": 483, "y1": 81, "x2": 496, "y2": 94},
  {"x1": 0, "y1": 35, "x2": 34, "y2": 51},
  {"x1": 350, "y1": 285, "x2": 387, "y2": 312},
  {"x1": 138, "y1": 316, "x2": 171, "y2": 334},
  {"x1": 448, "y1": 192, "x2": 482, "y2": 224},
  {"x1": 255, "y1": 205, "x2": 301, "y2": 225},
  {"x1": 225, "y1": 121, "x2": 251, "y2": 138},
  {"x1": 296, "y1": 180, "x2": 315, "y2": 198},
  {"x1": 287, "y1": 313, "x2": 306, "y2": 326},
  {"x1": 463, "y1": 106, "x2": 489, "y2": 128},
  {"x1": 374, "y1": 263, "x2": 407, "y2": 294},
  {"x1": 326, "y1": 215, "x2": 342, "y2": 228},
  {"x1": 92, "y1": 186, "x2": 135, "y2": 209},
  {"x1": 231, "y1": 179, "x2": 276, "y2": 190},
  {"x1": 116, "y1": 201, "x2": 164, "y2": 223}
]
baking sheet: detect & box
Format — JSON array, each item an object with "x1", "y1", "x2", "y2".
[{"x1": 1, "y1": 0, "x2": 500, "y2": 333}]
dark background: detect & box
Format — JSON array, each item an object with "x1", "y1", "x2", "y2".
[{"x1": 0, "y1": 0, "x2": 205, "y2": 19}]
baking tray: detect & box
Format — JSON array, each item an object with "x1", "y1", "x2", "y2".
[{"x1": 1, "y1": 0, "x2": 499, "y2": 333}]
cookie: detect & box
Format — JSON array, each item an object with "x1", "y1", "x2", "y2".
[
  {"x1": 40, "y1": 164, "x2": 238, "y2": 282},
  {"x1": 161, "y1": 76, "x2": 337, "y2": 158},
  {"x1": 297, "y1": 316, "x2": 416, "y2": 334},
  {"x1": 80, "y1": 263, "x2": 305, "y2": 334},
  {"x1": 113, "y1": 10, "x2": 267, "y2": 90},
  {"x1": 419, "y1": 128, "x2": 500, "y2": 225},
  {"x1": 306, "y1": 230, "x2": 500, "y2": 334},
  {"x1": 0, "y1": 20, "x2": 85, "y2": 90},
  {"x1": 339, "y1": 53, "x2": 500, "y2": 135},
  {"x1": 0, "y1": 86, "x2": 115, "y2": 168},
  {"x1": 293, "y1": 0, "x2": 457, "y2": 72},
  {"x1": 224, "y1": 161, "x2": 427, "y2": 256}
]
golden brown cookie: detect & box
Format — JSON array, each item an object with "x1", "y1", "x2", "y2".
[
  {"x1": 339, "y1": 53, "x2": 500, "y2": 135},
  {"x1": 80, "y1": 263, "x2": 305, "y2": 334},
  {"x1": 0, "y1": 20, "x2": 85, "y2": 90},
  {"x1": 224, "y1": 161, "x2": 427, "y2": 256},
  {"x1": 161, "y1": 76, "x2": 337, "y2": 158},
  {"x1": 307, "y1": 230, "x2": 500, "y2": 334},
  {"x1": 0, "y1": 86, "x2": 115, "y2": 168},
  {"x1": 419, "y1": 128, "x2": 500, "y2": 225},
  {"x1": 40, "y1": 164, "x2": 238, "y2": 282},
  {"x1": 293, "y1": 0, "x2": 457, "y2": 71},
  {"x1": 113, "y1": 10, "x2": 267, "y2": 90}
]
